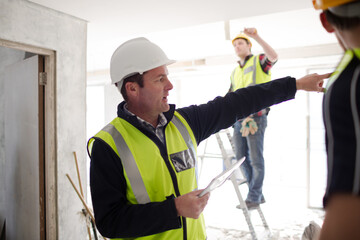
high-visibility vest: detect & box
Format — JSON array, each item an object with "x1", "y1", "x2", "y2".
[
  {"x1": 326, "y1": 48, "x2": 360, "y2": 91},
  {"x1": 88, "y1": 111, "x2": 206, "y2": 240},
  {"x1": 230, "y1": 55, "x2": 271, "y2": 91}
]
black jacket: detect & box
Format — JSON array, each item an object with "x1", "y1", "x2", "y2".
[{"x1": 323, "y1": 54, "x2": 360, "y2": 207}]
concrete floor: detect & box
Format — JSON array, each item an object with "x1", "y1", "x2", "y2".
[
  {"x1": 200, "y1": 159, "x2": 325, "y2": 240},
  {"x1": 204, "y1": 183, "x2": 324, "y2": 239}
]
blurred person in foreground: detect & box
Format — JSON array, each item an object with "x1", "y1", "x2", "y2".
[{"x1": 313, "y1": 0, "x2": 360, "y2": 239}]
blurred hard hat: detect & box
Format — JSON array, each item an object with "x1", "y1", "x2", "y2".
[
  {"x1": 312, "y1": 0, "x2": 356, "y2": 9},
  {"x1": 110, "y1": 37, "x2": 175, "y2": 88},
  {"x1": 231, "y1": 33, "x2": 252, "y2": 47},
  {"x1": 312, "y1": 0, "x2": 360, "y2": 17}
]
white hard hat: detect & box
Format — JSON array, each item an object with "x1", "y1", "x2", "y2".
[{"x1": 110, "y1": 37, "x2": 176, "y2": 88}]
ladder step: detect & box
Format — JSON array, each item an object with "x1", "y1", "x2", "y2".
[
  {"x1": 236, "y1": 204, "x2": 259, "y2": 210},
  {"x1": 236, "y1": 178, "x2": 247, "y2": 185},
  {"x1": 236, "y1": 204, "x2": 245, "y2": 210},
  {"x1": 202, "y1": 130, "x2": 270, "y2": 239}
]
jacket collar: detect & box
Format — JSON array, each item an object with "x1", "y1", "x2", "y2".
[{"x1": 117, "y1": 101, "x2": 176, "y2": 127}]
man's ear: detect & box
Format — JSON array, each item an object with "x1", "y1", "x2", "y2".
[
  {"x1": 320, "y1": 12, "x2": 335, "y2": 33},
  {"x1": 125, "y1": 82, "x2": 138, "y2": 97}
]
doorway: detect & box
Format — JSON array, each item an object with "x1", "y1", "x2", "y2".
[{"x1": 0, "y1": 39, "x2": 57, "y2": 239}]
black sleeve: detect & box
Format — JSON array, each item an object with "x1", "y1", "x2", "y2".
[
  {"x1": 89, "y1": 139, "x2": 181, "y2": 238},
  {"x1": 177, "y1": 76, "x2": 297, "y2": 144}
]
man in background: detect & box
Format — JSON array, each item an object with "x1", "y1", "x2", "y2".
[{"x1": 230, "y1": 28, "x2": 278, "y2": 209}]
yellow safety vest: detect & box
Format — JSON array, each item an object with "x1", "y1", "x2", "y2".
[
  {"x1": 230, "y1": 55, "x2": 271, "y2": 91},
  {"x1": 88, "y1": 111, "x2": 206, "y2": 240},
  {"x1": 326, "y1": 48, "x2": 360, "y2": 91}
]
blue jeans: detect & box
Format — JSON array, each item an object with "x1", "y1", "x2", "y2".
[{"x1": 233, "y1": 115, "x2": 267, "y2": 203}]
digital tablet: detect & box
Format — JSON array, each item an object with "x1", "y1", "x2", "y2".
[{"x1": 198, "y1": 156, "x2": 246, "y2": 197}]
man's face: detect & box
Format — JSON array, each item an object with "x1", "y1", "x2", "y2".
[
  {"x1": 233, "y1": 38, "x2": 251, "y2": 58},
  {"x1": 138, "y1": 65, "x2": 173, "y2": 116}
]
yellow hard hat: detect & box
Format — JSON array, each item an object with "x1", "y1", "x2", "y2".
[
  {"x1": 312, "y1": 0, "x2": 357, "y2": 10},
  {"x1": 232, "y1": 33, "x2": 252, "y2": 47}
]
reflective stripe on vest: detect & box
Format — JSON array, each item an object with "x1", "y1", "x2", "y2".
[
  {"x1": 101, "y1": 123, "x2": 151, "y2": 204},
  {"x1": 170, "y1": 115, "x2": 196, "y2": 162},
  {"x1": 230, "y1": 55, "x2": 271, "y2": 91},
  {"x1": 251, "y1": 56, "x2": 257, "y2": 85},
  {"x1": 89, "y1": 112, "x2": 197, "y2": 204},
  {"x1": 351, "y1": 65, "x2": 360, "y2": 194},
  {"x1": 351, "y1": 49, "x2": 360, "y2": 194},
  {"x1": 171, "y1": 114, "x2": 199, "y2": 184}
]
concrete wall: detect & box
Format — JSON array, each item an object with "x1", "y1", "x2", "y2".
[
  {"x1": 0, "y1": 0, "x2": 87, "y2": 239},
  {"x1": 0, "y1": 47, "x2": 26, "y2": 236}
]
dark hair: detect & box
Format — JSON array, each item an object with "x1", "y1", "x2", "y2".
[
  {"x1": 243, "y1": 38, "x2": 250, "y2": 46},
  {"x1": 120, "y1": 73, "x2": 144, "y2": 101},
  {"x1": 324, "y1": 9, "x2": 360, "y2": 30}
]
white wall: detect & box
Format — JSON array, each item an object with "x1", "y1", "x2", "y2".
[{"x1": 0, "y1": 0, "x2": 87, "y2": 238}]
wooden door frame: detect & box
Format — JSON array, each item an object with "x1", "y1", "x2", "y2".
[{"x1": 0, "y1": 39, "x2": 57, "y2": 239}]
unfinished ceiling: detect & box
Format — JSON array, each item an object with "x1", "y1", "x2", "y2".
[
  {"x1": 28, "y1": 0, "x2": 311, "y2": 35},
  {"x1": 27, "y1": 1, "x2": 331, "y2": 72}
]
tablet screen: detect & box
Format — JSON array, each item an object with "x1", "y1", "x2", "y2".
[{"x1": 198, "y1": 156, "x2": 246, "y2": 197}]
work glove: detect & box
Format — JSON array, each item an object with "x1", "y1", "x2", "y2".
[{"x1": 240, "y1": 117, "x2": 258, "y2": 137}]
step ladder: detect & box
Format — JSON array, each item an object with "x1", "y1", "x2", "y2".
[{"x1": 199, "y1": 128, "x2": 271, "y2": 240}]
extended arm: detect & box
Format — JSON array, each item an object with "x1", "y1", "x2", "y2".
[{"x1": 178, "y1": 74, "x2": 327, "y2": 145}]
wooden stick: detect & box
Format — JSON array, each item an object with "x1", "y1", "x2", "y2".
[
  {"x1": 66, "y1": 174, "x2": 96, "y2": 224},
  {"x1": 69, "y1": 153, "x2": 107, "y2": 240},
  {"x1": 73, "y1": 151, "x2": 85, "y2": 197},
  {"x1": 87, "y1": 225, "x2": 92, "y2": 240},
  {"x1": 66, "y1": 174, "x2": 108, "y2": 240},
  {"x1": 73, "y1": 152, "x2": 91, "y2": 240}
]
